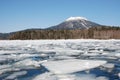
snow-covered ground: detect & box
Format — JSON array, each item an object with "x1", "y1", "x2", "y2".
[{"x1": 0, "y1": 39, "x2": 120, "y2": 80}]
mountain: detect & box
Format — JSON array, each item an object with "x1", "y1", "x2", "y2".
[{"x1": 47, "y1": 17, "x2": 101, "y2": 30}]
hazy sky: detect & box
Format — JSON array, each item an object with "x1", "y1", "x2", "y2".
[{"x1": 0, "y1": 0, "x2": 120, "y2": 33}]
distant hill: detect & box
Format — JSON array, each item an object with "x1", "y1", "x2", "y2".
[
  {"x1": 0, "y1": 33, "x2": 12, "y2": 40},
  {"x1": 0, "y1": 29, "x2": 43, "y2": 40}
]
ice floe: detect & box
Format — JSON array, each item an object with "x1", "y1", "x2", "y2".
[
  {"x1": 5, "y1": 71, "x2": 27, "y2": 80},
  {"x1": 42, "y1": 59, "x2": 107, "y2": 74}
]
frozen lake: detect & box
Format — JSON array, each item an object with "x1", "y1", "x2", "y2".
[{"x1": 0, "y1": 39, "x2": 120, "y2": 80}]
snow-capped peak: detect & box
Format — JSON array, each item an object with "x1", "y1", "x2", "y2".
[{"x1": 66, "y1": 16, "x2": 87, "y2": 21}]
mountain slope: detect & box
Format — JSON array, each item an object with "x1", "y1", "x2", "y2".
[{"x1": 47, "y1": 17, "x2": 101, "y2": 30}]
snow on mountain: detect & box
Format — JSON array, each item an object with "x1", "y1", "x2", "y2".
[{"x1": 66, "y1": 16, "x2": 88, "y2": 21}]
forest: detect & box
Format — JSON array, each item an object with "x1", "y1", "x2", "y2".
[{"x1": 9, "y1": 26, "x2": 120, "y2": 40}]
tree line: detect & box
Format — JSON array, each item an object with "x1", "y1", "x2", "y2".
[{"x1": 9, "y1": 26, "x2": 120, "y2": 40}]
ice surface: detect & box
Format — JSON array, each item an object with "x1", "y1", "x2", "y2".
[
  {"x1": 96, "y1": 76, "x2": 109, "y2": 80},
  {"x1": 33, "y1": 72, "x2": 108, "y2": 80},
  {"x1": 115, "y1": 53, "x2": 120, "y2": 57},
  {"x1": 32, "y1": 72, "x2": 57, "y2": 80},
  {"x1": 102, "y1": 63, "x2": 114, "y2": 69},
  {"x1": 13, "y1": 59, "x2": 42, "y2": 69},
  {"x1": 0, "y1": 39, "x2": 120, "y2": 80},
  {"x1": 42, "y1": 59, "x2": 107, "y2": 74},
  {"x1": 118, "y1": 73, "x2": 120, "y2": 78},
  {"x1": 5, "y1": 71, "x2": 27, "y2": 80}
]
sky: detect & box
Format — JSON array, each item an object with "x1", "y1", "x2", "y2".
[{"x1": 0, "y1": 0, "x2": 120, "y2": 33}]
